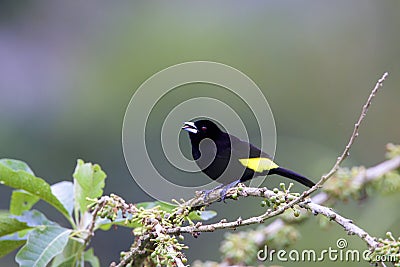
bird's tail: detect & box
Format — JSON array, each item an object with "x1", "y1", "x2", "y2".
[{"x1": 270, "y1": 167, "x2": 315, "y2": 188}]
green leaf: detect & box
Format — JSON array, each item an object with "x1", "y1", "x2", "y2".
[
  {"x1": 84, "y1": 248, "x2": 100, "y2": 267},
  {"x1": 0, "y1": 160, "x2": 70, "y2": 219},
  {"x1": 16, "y1": 225, "x2": 71, "y2": 267},
  {"x1": 13, "y1": 210, "x2": 54, "y2": 227},
  {"x1": 188, "y1": 210, "x2": 217, "y2": 221},
  {"x1": 11, "y1": 209, "x2": 54, "y2": 239},
  {"x1": 51, "y1": 238, "x2": 82, "y2": 267},
  {"x1": 51, "y1": 181, "x2": 74, "y2": 216},
  {"x1": 73, "y1": 159, "x2": 107, "y2": 214},
  {"x1": 0, "y1": 213, "x2": 30, "y2": 237},
  {"x1": 0, "y1": 159, "x2": 34, "y2": 175},
  {"x1": 0, "y1": 240, "x2": 26, "y2": 258},
  {"x1": 10, "y1": 190, "x2": 40, "y2": 215},
  {"x1": 51, "y1": 254, "x2": 78, "y2": 267}
]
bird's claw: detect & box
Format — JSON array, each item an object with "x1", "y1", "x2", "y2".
[
  {"x1": 220, "y1": 188, "x2": 230, "y2": 202},
  {"x1": 201, "y1": 184, "x2": 224, "y2": 202},
  {"x1": 201, "y1": 180, "x2": 241, "y2": 203},
  {"x1": 201, "y1": 189, "x2": 214, "y2": 202}
]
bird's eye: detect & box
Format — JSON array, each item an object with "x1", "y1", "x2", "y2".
[{"x1": 201, "y1": 126, "x2": 207, "y2": 131}]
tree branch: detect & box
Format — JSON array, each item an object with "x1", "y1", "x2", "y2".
[
  {"x1": 168, "y1": 152, "x2": 400, "y2": 266},
  {"x1": 287, "y1": 71, "x2": 388, "y2": 203},
  {"x1": 316, "y1": 71, "x2": 389, "y2": 186},
  {"x1": 233, "y1": 154, "x2": 400, "y2": 250},
  {"x1": 179, "y1": 72, "x2": 388, "y2": 209},
  {"x1": 111, "y1": 72, "x2": 391, "y2": 266},
  {"x1": 353, "y1": 155, "x2": 400, "y2": 186},
  {"x1": 84, "y1": 199, "x2": 106, "y2": 247},
  {"x1": 166, "y1": 72, "x2": 389, "y2": 252},
  {"x1": 301, "y1": 200, "x2": 378, "y2": 247},
  {"x1": 166, "y1": 183, "x2": 383, "y2": 251}
]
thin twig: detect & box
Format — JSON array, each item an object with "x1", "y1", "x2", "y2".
[
  {"x1": 111, "y1": 244, "x2": 145, "y2": 267},
  {"x1": 166, "y1": 185, "x2": 378, "y2": 248},
  {"x1": 316, "y1": 72, "x2": 389, "y2": 186},
  {"x1": 248, "y1": 154, "x2": 400, "y2": 267},
  {"x1": 179, "y1": 72, "x2": 388, "y2": 211},
  {"x1": 167, "y1": 72, "x2": 389, "y2": 248},
  {"x1": 300, "y1": 201, "x2": 378, "y2": 248},
  {"x1": 84, "y1": 199, "x2": 106, "y2": 247},
  {"x1": 154, "y1": 224, "x2": 186, "y2": 267},
  {"x1": 284, "y1": 72, "x2": 388, "y2": 206},
  {"x1": 113, "y1": 72, "x2": 391, "y2": 266}
]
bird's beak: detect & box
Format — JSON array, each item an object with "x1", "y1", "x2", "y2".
[{"x1": 182, "y1": 121, "x2": 198, "y2": 134}]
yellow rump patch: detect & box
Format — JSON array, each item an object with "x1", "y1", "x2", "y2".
[{"x1": 239, "y1": 158, "x2": 279, "y2": 173}]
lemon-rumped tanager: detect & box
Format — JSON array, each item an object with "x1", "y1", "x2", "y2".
[{"x1": 182, "y1": 119, "x2": 315, "y2": 200}]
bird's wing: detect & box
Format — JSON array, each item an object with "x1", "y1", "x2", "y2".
[{"x1": 228, "y1": 135, "x2": 279, "y2": 173}]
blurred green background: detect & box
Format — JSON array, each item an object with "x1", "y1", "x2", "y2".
[{"x1": 1, "y1": 1, "x2": 399, "y2": 266}]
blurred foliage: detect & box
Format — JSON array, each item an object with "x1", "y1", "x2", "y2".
[
  {"x1": 220, "y1": 224, "x2": 300, "y2": 265},
  {"x1": 324, "y1": 143, "x2": 400, "y2": 200},
  {"x1": 368, "y1": 232, "x2": 400, "y2": 267},
  {"x1": 323, "y1": 166, "x2": 366, "y2": 201},
  {"x1": 370, "y1": 144, "x2": 400, "y2": 195}
]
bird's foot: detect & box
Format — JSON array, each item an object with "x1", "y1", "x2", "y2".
[
  {"x1": 201, "y1": 180, "x2": 241, "y2": 202},
  {"x1": 201, "y1": 184, "x2": 224, "y2": 202},
  {"x1": 219, "y1": 180, "x2": 241, "y2": 202}
]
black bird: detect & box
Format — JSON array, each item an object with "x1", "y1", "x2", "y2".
[{"x1": 182, "y1": 119, "x2": 315, "y2": 200}]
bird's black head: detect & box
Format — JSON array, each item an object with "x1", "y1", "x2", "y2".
[{"x1": 182, "y1": 119, "x2": 224, "y2": 142}]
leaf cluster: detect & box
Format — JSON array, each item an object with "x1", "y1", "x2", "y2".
[{"x1": 0, "y1": 159, "x2": 105, "y2": 266}]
